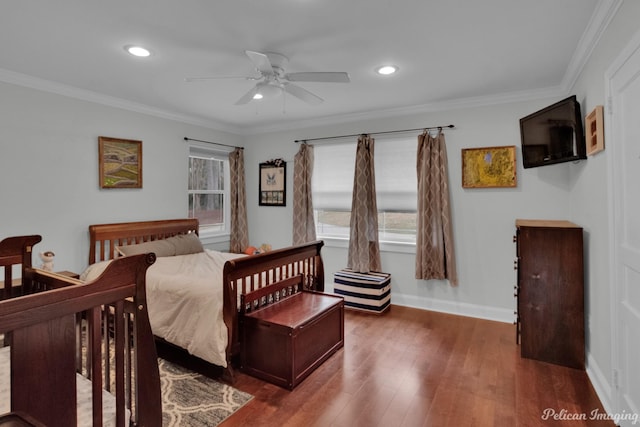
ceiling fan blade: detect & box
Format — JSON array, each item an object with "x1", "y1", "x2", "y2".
[
  {"x1": 285, "y1": 72, "x2": 350, "y2": 83},
  {"x1": 245, "y1": 50, "x2": 274, "y2": 77},
  {"x1": 234, "y1": 85, "x2": 258, "y2": 105},
  {"x1": 283, "y1": 83, "x2": 323, "y2": 105},
  {"x1": 185, "y1": 76, "x2": 256, "y2": 82}
]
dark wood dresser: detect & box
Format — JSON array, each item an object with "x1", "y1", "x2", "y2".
[{"x1": 515, "y1": 219, "x2": 585, "y2": 369}]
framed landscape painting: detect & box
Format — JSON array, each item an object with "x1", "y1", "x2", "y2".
[
  {"x1": 461, "y1": 145, "x2": 517, "y2": 188},
  {"x1": 99, "y1": 136, "x2": 143, "y2": 189}
]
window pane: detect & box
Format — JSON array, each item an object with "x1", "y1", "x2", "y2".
[
  {"x1": 189, "y1": 157, "x2": 224, "y2": 191},
  {"x1": 378, "y1": 211, "x2": 416, "y2": 243},
  {"x1": 375, "y1": 136, "x2": 417, "y2": 211},
  {"x1": 312, "y1": 143, "x2": 355, "y2": 210},
  {"x1": 315, "y1": 210, "x2": 351, "y2": 238},
  {"x1": 188, "y1": 193, "x2": 224, "y2": 227}
]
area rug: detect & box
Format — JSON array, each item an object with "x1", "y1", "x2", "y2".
[{"x1": 159, "y1": 358, "x2": 253, "y2": 427}]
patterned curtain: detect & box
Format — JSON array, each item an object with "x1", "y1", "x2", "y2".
[
  {"x1": 415, "y1": 130, "x2": 458, "y2": 285},
  {"x1": 292, "y1": 143, "x2": 317, "y2": 245},
  {"x1": 347, "y1": 135, "x2": 382, "y2": 273},
  {"x1": 229, "y1": 148, "x2": 249, "y2": 253}
]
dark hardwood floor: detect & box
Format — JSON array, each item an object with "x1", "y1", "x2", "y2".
[{"x1": 222, "y1": 305, "x2": 613, "y2": 427}]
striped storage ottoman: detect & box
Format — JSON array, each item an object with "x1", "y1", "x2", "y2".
[{"x1": 333, "y1": 269, "x2": 391, "y2": 314}]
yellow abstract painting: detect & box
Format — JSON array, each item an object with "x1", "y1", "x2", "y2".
[{"x1": 462, "y1": 145, "x2": 517, "y2": 188}]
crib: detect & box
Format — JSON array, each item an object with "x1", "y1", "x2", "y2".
[{"x1": 0, "y1": 235, "x2": 162, "y2": 427}]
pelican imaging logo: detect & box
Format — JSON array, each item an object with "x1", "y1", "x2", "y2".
[{"x1": 541, "y1": 408, "x2": 639, "y2": 424}]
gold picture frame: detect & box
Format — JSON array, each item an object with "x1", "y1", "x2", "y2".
[
  {"x1": 462, "y1": 145, "x2": 517, "y2": 188},
  {"x1": 98, "y1": 136, "x2": 143, "y2": 189},
  {"x1": 585, "y1": 105, "x2": 604, "y2": 156},
  {"x1": 259, "y1": 160, "x2": 286, "y2": 206}
]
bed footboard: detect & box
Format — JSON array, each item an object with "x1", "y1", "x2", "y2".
[{"x1": 0, "y1": 253, "x2": 162, "y2": 427}]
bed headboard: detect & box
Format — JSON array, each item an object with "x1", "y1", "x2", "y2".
[{"x1": 89, "y1": 218, "x2": 199, "y2": 264}]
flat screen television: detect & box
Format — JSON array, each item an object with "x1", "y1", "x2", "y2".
[{"x1": 519, "y1": 95, "x2": 586, "y2": 168}]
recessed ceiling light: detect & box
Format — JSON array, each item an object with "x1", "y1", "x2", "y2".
[
  {"x1": 376, "y1": 65, "x2": 398, "y2": 75},
  {"x1": 253, "y1": 93, "x2": 264, "y2": 100},
  {"x1": 124, "y1": 45, "x2": 151, "y2": 57}
]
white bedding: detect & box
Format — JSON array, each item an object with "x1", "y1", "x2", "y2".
[
  {"x1": 81, "y1": 249, "x2": 245, "y2": 368},
  {"x1": 0, "y1": 346, "x2": 129, "y2": 427}
]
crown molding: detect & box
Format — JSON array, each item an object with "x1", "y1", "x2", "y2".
[
  {"x1": 0, "y1": 67, "x2": 242, "y2": 134},
  {"x1": 561, "y1": 0, "x2": 623, "y2": 92}
]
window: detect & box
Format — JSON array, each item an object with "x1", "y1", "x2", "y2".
[
  {"x1": 312, "y1": 136, "x2": 417, "y2": 245},
  {"x1": 188, "y1": 145, "x2": 230, "y2": 236}
]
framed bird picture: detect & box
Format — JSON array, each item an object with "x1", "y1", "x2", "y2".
[{"x1": 259, "y1": 159, "x2": 286, "y2": 206}]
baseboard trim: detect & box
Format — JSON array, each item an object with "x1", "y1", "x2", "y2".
[
  {"x1": 586, "y1": 351, "x2": 615, "y2": 416},
  {"x1": 389, "y1": 293, "x2": 514, "y2": 323}
]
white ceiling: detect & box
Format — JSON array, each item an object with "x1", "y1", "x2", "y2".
[{"x1": 0, "y1": 0, "x2": 609, "y2": 133}]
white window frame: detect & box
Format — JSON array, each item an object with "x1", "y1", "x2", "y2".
[{"x1": 188, "y1": 143, "x2": 231, "y2": 245}]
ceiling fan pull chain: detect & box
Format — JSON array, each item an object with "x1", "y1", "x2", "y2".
[{"x1": 282, "y1": 88, "x2": 286, "y2": 114}]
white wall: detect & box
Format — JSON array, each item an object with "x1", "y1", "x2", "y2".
[
  {"x1": 243, "y1": 99, "x2": 576, "y2": 322},
  {"x1": 0, "y1": 81, "x2": 242, "y2": 274}
]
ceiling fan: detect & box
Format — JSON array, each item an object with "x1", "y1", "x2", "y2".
[{"x1": 185, "y1": 50, "x2": 350, "y2": 105}]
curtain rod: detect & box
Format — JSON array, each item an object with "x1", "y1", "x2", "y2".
[
  {"x1": 293, "y1": 124, "x2": 454, "y2": 144},
  {"x1": 184, "y1": 137, "x2": 243, "y2": 150}
]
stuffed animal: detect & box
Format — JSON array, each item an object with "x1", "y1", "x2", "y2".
[
  {"x1": 243, "y1": 244, "x2": 272, "y2": 256},
  {"x1": 258, "y1": 243, "x2": 272, "y2": 253},
  {"x1": 39, "y1": 251, "x2": 55, "y2": 272}
]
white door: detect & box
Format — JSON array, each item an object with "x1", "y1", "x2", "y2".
[{"x1": 606, "y1": 30, "x2": 640, "y2": 426}]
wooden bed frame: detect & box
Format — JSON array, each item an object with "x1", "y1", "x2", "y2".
[
  {"x1": 88, "y1": 218, "x2": 325, "y2": 381},
  {"x1": 0, "y1": 235, "x2": 42, "y2": 299},
  {"x1": 0, "y1": 236, "x2": 162, "y2": 426}
]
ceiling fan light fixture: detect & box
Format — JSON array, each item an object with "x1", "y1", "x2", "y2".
[
  {"x1": 376, "y1": 65, "x2": 398, "y2": 75},
  {"x1": 254, "y1": 82, "x2": 282, "y2": 100},
  {"x1": 124, "y1": 45, "x2": 151, "y2": 57}
]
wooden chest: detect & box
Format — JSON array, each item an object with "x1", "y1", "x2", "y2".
[{"x1": 240, "y1": 291, "x2": 344, "y2": 389}]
